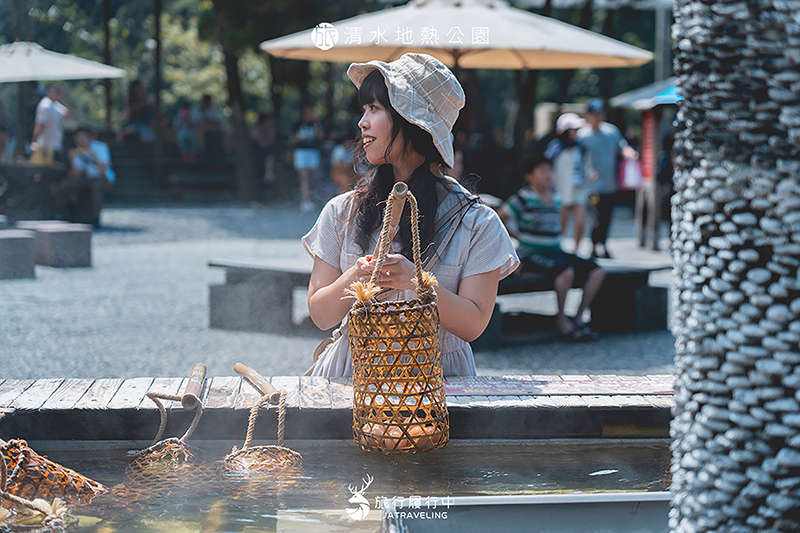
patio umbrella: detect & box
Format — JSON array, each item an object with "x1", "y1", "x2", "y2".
[
  {"x1": 260, "y1": 0, "x2": 653, "y2": 70},
  {"x1": 0, "y1": 41, "x2": 125, "y2": 83},
  {"x1": 609, "y1": 76, "x2": 680, "y2": 110}
]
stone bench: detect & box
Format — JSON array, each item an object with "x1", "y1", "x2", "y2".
[
  {"x1": 208, "y1": 258, "x2": 669, "y2": 346},
  {"x1": 208, "y1": 257, "x2": 319, "y2": 334},
  {"x1": 473, "y1": 264, "x2": 670, "y2": 348},
  {"x1": 15, "y1": 220, "x2": 92, "y2": 268},
  {"x1": 0, "y1": 229, "x2": 36, "y2": 279}
]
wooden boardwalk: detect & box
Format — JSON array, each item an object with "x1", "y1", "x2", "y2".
[{"x1": 0, "y1": 375, "x2": 674, "y2": 441}]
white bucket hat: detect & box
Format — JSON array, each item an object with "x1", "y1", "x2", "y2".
[
  {"x1": 556, "y1": 113, "x2": 585, "y2": 134},
  {"x1": 347, "y1": 53, "x2": 465, "y2": 168}
]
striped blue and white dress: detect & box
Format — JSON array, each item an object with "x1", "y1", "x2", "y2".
[{"x1": 302, "y1": 178, "x2": 519, "y2": 377}]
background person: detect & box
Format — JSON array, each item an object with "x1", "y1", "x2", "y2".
[
  {"x1": 32, "y1": 85, "x2": 71, "y2": 164},
  {"x1": 303, "y1": 53, "x2": 518, "y2": 377},
  {"x1": 192, "y1": 94, "x2": 224, "y2": 159},
  {"x1": 0, "y1": 125, "x2": 10, "y2": 164},
  {"x1": 119, "y1": 79, "x2": 154, "y2": 143},
  {"x1": 578, "y1": 99, "x2": 638, "y2": 259},
  {"x1": 58, "y1": 127, "x2": 115, "y2": 226},
  {"x1": 291, "y1": 105, "x2": 323, "y2": 212},
  {"x1": 329, "y1": 133, "x2": 356, "y2": 193},
  {"x1": 545, "y1": 113, "x2": 589, "y2": 255},
  {"x1": 498, "y1": 154, "x2": 605, "y2": 341},
  {"x1": 172, "y1": 102, "x2": 197, "y2": 163},
  {"x1": 251, "y1": 113, "x2": 277, "y2": 186}
]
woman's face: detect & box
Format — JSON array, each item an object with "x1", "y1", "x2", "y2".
[{"x1": 358, "y1": 101, "x2": 401, "y2": 166}]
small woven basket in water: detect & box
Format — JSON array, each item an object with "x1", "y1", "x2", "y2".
[
  {"x1": 1, "y1": 438, "x2": 106, "y2": 504},
  {"x1": 349, "y1": 183, "x2": 449, "y2": 454},
  {"x1": 221, "y1": 390, "x2": 303, "y2": 477},
  {"x1": 125, "y1": 366, "x2": 216, "y2": 493}
]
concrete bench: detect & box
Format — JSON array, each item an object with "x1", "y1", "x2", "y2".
[
  {"x1": 209, "y1": 258, "x2": 669, "y2": 346},
  {"x1": 0, "y1": 229, "x2": 36, "y2": 279},
  {"x1": 208, "y1": 257, "x2": 319, "y2": 334},
  {"x1": 15, "y1": 220, "x2": 93, "y2": 268},
  {"x1": 473, "y1": 264, "x2": 670, "y2": 348},
  {"x1": 0, "y1": 214, "x2": 7, "y2": 229}
]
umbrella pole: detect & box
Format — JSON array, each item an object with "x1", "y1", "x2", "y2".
[
  {"x1": 152, "y1": 0, "x2": 164, "y2": 187},
  {"x1": 104, "y1": 0, "x2": 112, "y2": 133}
]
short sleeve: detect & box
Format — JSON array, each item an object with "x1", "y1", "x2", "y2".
[
  {"x1": 461, "y1": 204, "x2": 519, "y2": 281},
  {"x1": 54, "y1": 101, "x2": 68, "y2": 118},
  {"x1": 93, "y1": 142, "x2": 112, "y2": 166},
  {"x1": 302, "y1": 192, "x2": 353, "y2": 270},
  {"x1": 34, "y1": 103, "x2": 47, "y2": 125}
]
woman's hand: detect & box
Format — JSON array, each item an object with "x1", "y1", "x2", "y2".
[{"x1": 356, "y1": 253, "x2": 417, "y2": 292}]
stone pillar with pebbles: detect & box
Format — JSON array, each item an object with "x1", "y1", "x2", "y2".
[{"x1": 670, "y1": 0, "x2": 800, "y2": 531}]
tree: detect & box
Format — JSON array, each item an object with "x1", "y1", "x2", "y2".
[{"x1": 198, "y1": 0, "x2": 370, "y2": 202}]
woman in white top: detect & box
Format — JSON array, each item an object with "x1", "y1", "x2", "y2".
[
  {"x1": 302, "y1": 53, "x2": 518, "y2": 377},
  {"x1": 545, "y1": 113, "x2": 589, "y2": 255}
]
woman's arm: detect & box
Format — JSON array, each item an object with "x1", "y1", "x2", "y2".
[
  {"x1": 361, "y1": 254, "x2": 501, "y2": 342},
  {"x1": 437, "y1": 268, "x2": 501, "y2": 341},
  {"x1": 307, "y1": 256, "x2": 362, "y2": 330}
]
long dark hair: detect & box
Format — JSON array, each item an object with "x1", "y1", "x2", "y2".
[{"x1": 351, "y1": 70, "x2": 452, "y2": 260}]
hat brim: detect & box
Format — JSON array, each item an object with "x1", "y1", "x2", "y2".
[{"x1": 347, "y1": 60, "x2": 456, "y2": 168}]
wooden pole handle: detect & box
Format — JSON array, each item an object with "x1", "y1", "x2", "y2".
[
  {"x1": 181, "y1": 363, "x2": 206, "y2": 410},
  {"x1": 234, "y1": 362, "x2": 281, "y2": 405},
  {"x1": 371, "y1": 181, "x2": 408, "y2": 259}
]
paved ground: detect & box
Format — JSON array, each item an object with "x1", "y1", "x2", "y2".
[{"x1": 0, "y1": 202, "x2": 676, "y2": 380}]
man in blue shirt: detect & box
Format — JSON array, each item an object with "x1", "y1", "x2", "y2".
[{"x1": 578, "y1": 99, "x2": 638, "y2": 259}]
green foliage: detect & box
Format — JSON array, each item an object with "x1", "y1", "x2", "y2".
[
  {"x1": 161, "y1": 15, "x2": 226, "y2": 110},
  {"x1": 0, "y1": 0, "x2": 667, "y2": 155}
]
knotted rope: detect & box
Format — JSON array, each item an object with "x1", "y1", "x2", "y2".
[{"x1": 242, "y1": 390, "x2": 287, "y2": 450}]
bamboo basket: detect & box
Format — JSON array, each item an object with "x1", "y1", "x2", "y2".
[
  {"x1": 348, "y1": 182, "x2": 449, "y2": 454},
  {"x1": 125, "y1": 364, "x2": 217, "y2": 493}
]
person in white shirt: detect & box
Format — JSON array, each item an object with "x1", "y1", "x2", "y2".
[
  {"x1": 32, "y1": 85, "x2": 71, "y2": 161},
  {"x1": 57, "y1": 127, "x2": 115, "y2": 226},
  {"x1": 191, "y1": 94, "x2": 224, "y2": 158}
]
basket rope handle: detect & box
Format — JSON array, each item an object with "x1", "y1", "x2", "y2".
[
  {"x1": 365, "y1": 182, "x2": 436, "y2": 304},
  {"x1": 145, "y1": 362, "x2": 206, "y2": 444},
  {"x1": 242, "y1": 390, "x2": 287, "y2": 449},
  {"x1": 371, "y1": 181, "x2": 408, "y2": 260},
  {"x1": 369, "y1": 181, "x2": 407, "y2": 284}
]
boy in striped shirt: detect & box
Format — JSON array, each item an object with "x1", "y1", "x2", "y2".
[{"x1": 499, "y1": 154, "x2": 606, "y2": 341}]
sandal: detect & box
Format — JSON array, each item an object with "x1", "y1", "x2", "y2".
[
  {"x1": 555, "y1": 327, "x2": 591, "y2": 342},
  {"x1": 570, "y1": 318, "x2": 600, "y2": 340}
]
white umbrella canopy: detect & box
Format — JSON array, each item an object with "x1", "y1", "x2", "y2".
[
  {"x1": 261, "y1": 0, "x2": 653, "y2": 70},
  {"x1": 0, "y1": 41, "x2": 126, "y2": 83}
]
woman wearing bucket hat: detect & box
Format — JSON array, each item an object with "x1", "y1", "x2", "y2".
[{"x1": 301, "y1": 53, "x2": 519, "y2": 377}]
